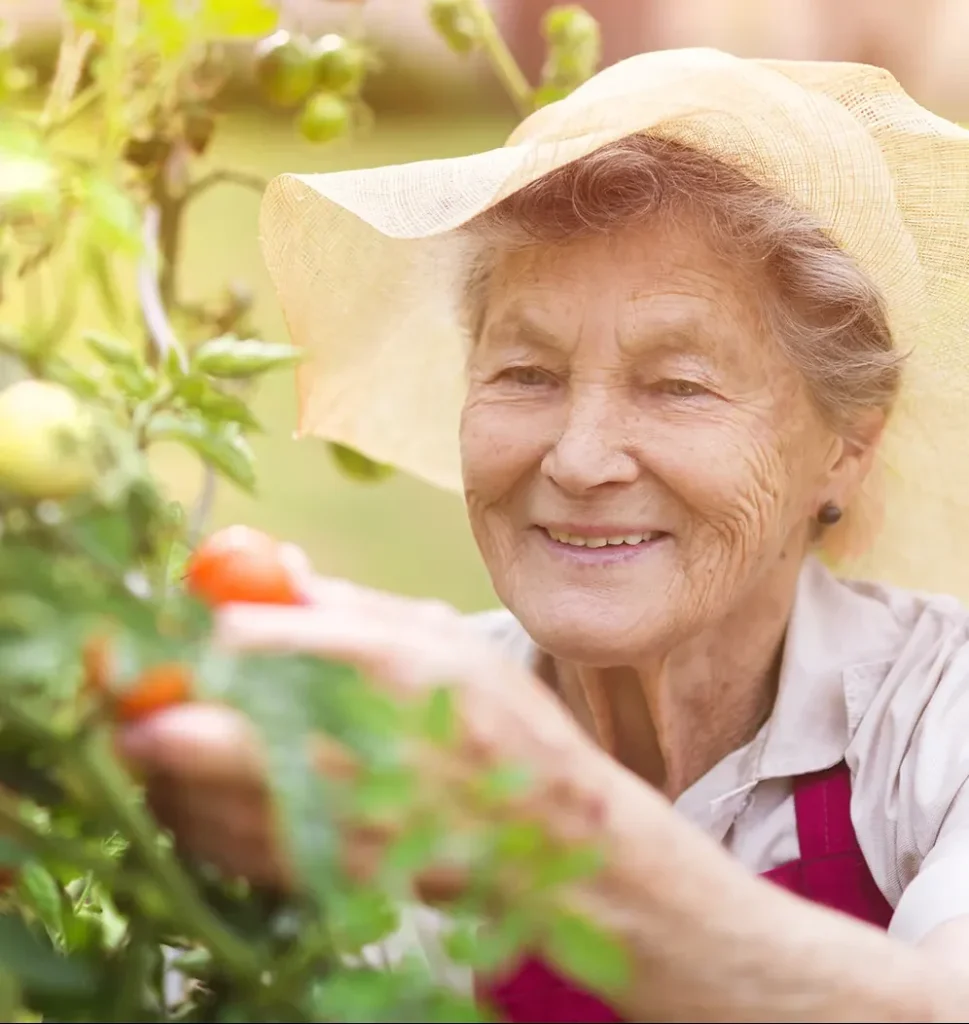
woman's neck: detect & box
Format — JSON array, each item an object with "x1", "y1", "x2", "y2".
[{"x1": 545, "y1": 555, "x2": 805, "y2": 799}]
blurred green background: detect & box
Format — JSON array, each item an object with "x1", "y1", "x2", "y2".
[
  {"x1": 142, "y1": 109, "x2": 515, "y2": 612},
  {"x1": 7, "y1": 0, "x2": 967, "y2": 614},
  {"x1": 2, "y1": 102, "x2": 514, "y2": 612}
]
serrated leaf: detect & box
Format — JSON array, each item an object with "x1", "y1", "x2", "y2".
[
  {"x1": 44, "y1": 356, "x2": 106, "y2": 401},
  {"x1": 0, "y1": 912, "x2": 98, "y2": 996},
  {"x1": 18, "y1": 861, "x2": 64, "y2": 939},
  {"x1": 544, "y1": 908, "x2": 629, "y2": 997},
  {"x1": 176, "y1": 375, "x2": 261, "y2": 429},
  {"x1": 111, "y1": 362, "x2": 156, "y2": 401},
  {"x1": 192, "y1": 336, "x2": 302, "y2": 379},
  {"x1": 83, "y1": 331, "x2": 142, "y2": 370},
  {"x1": 145, "y1": 412, "x2": 256, "y2": 492}
]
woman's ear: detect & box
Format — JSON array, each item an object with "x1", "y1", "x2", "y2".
[
  {"x1": 815, "y1": 410, "x2": 887, "y2": 563},
  {"x1": 823, "y1": 410, "x2": 886, "y2": 509}
]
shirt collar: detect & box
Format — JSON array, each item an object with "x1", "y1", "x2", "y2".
[{"x1": 756, "y1": 556, "x2": 901, "y2": 780}]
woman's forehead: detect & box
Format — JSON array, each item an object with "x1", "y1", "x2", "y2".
[{"x1": 478, "y1": 233, "x2": 767, "y2": 360}]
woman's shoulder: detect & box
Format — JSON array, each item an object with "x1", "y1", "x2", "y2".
[{"x1": 827, "y1": 568, "x2": 969, "y2": 921}]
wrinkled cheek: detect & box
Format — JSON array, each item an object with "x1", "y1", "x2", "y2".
[
  {"x1": 675, "y1": 441, "x2": 790, "y2": 576},
  {"x1": 459, "y1": 405, "x2": 528, "y2": 575}
]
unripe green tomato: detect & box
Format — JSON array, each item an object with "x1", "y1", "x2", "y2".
[
  {"x1": 311, "y1": 34, "x2": 367, "y2": 94},
  {"x1": 0, "y1": 154, "x2": 59, "y2": 224},
  {"x1": 542, "y1": 5, "x2": 599, "y2": 48},
  {"x1": 0, "y1": 380, "x2": 97, "y2": 500},
  {"x1": 253, "y1": 30, "x2": 316, "y2": 108},
  {"x1": 328, "y1": 442, "x2": 394, "y2": 482},
  {"x1": 298, "y1": 92, "x2": 352, "y2": 144},
  {"x1": 427, "y1": 0, "x2": 478, "y2": 54}
]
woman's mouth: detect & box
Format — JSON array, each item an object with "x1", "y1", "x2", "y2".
[{"x1": 537, "y1": 526, "x2": 669, "y2": 563}]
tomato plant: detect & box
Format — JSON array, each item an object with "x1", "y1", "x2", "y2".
[{"x1": 0, "y1": 2, "x2": 611, "y2": 1021}]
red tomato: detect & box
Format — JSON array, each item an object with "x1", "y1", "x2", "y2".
[
  {"x1": 115, "y1": 663, "x2": 192, "y2": 724},
  {"x1": 185, "y1": 525, "x2": 306, "y2": 608}
]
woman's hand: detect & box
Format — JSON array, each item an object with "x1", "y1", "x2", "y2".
[{"x1": 117, "y1": 570, "x2": 609, "y2": 896}]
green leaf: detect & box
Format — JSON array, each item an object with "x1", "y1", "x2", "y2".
[
  {"x1": 83, "y1": 331, "x2": 143, "y2": 370},
  {"x1": 200, "y1": 0, "x2": 278, "y2": 38},
  {"x1": 83, "y1": 246, "x2": 127, "y2": 331},
  {"x1": 145, "y1": 412, "x2": 256, "y2": 492},
  {"x1": 175, "y1": 374, "x2": 262, "y2": 430},
  {"x1": 0, "y1": 912, "x2": 98, "y2": 996},
  {"x1": 192, "y1": 336, "x2": 302, "y2": 379},
  {"x1": 445, "y1": 910, "x2": 534, "y2": 972},
  {"x1": 44, "y1": 356, "x2": 107, "y2": 401},
  {"x1": 328, "y1": 443, "x2": 395, "y2": 483},
  {"x1": 111, "y1": 362, "x2": 156, "y2": 401},
  {"x1": 69, "y1": 506, "x2": 136, "y2": 568},
  {"x1": 18, "y1": 861, "x2": 64, "y2": 940},
  {"x1": 533, "y1": 843, "x2": 602, "y2": 890},
  {"x1": 353, "y1": 764, "x2": 416, "y2": 821},
  {"x1": 328, "y1": 888, "x2": 399, "y2": 953},
  {"x1": 543, "y1": 908, "x2": 629, "y2": 997},
  {"x1": 418, "y1": 685, "x2": 456, "y2": 746},
  {"x1": 79, "y1": 175, "x2": 142, "y2": 257},
  {"x1": 139, "y1": 0, "x2": 192, "y2": 57},
  {"x1": 380, "y1": 817, "x2": 445, "y2": 888},
  {"x1": 473, "y1": 763, "x2": 533, "y2": 807}
]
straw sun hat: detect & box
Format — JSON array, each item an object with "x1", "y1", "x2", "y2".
[{"x1": 260, "y1": 47, "x2": 969, "y2": 600}]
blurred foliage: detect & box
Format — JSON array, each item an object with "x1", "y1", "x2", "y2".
[{"x1": 0, "y1": 0, "x2": 614, "y2": 1021}]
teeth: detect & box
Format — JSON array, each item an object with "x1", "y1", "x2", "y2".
[{"x1": 546, "y1": 529, "x2": 654, "y2": 547}]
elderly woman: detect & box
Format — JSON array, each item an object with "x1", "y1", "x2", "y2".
[{"x1": 120, "y1": 50, "x2": 969, "y2": 1020}]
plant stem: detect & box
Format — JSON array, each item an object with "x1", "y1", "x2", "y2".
[
  {"x1": 72, "y1": 731, "x2": 264, "y2": 982},
  {"x1": 46, "y1": 85, "x2": 103, "y2": 137},
  {"x1": 184, "y1": 170, "x2": 269, "y2": 203},
  {"x1": 464, "y1": 0, "x2": 533, "y2": 117}
]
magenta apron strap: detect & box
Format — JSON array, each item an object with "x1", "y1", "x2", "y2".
[
  {"x1": 785, "y1": 760, "x2": 894, "y2": 928},
  {"x1": 791, "y1": 760, "x2": 859, "y2": 858}
]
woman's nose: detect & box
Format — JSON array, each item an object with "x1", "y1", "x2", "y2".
[{"x1": 540, "y1": 393, "x2": 639, "y2": 494}]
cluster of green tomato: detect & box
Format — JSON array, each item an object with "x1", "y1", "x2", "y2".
[{"x1": 253, "y1": 29, "x2": 368, "y2": 144}]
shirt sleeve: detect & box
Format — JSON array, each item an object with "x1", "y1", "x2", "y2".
[
  {"x1": 889, "y1": 824, "x2": 969, "y2": 944},
  {"x1": 846, "y1": 613, "x2": 969, "y2": 944}
]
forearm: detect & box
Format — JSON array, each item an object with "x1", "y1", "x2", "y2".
[{"x1": 563, "y1": 757, "x2": 969, "y2": 1022}]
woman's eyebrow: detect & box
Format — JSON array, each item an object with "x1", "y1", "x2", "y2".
[{"x1": 480, "y1": 310, "x2": 567, "y2": 353}]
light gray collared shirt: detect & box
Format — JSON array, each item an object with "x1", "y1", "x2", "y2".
[
  {"x1": 370, "y1": 557, "x2": 969, "y2": 982},
  {"x1": 473, "y1": 555, "x2": 969, "y2": 945}
]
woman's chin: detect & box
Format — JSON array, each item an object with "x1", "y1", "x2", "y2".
[{"x1": 520, "y1": 608, "x2": 670, "y2": 667}]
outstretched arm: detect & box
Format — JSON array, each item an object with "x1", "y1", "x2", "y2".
[{"x1": 564, "y1": 753, "x2": 969, "y2": 1022}]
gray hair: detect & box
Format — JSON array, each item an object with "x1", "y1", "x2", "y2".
[{"x1": 458, "y1": 135, "x2": 903, "y2": 438}]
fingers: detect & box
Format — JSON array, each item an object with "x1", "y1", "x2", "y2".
[
  {"x1": 212, "y1": 599, "x2": 475, "y2": 694},
  {"x1": 118, "y1": 703, "x2": 268, "y2": 783}
]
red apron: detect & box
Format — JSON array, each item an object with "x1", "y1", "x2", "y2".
[{"x1": 477, "y1": 761, "x2": 893, "y2": 1023}]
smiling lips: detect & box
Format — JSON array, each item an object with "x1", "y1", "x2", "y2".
[{"x1": 541, "y1": 527, "x2": 666, "y2": 548}]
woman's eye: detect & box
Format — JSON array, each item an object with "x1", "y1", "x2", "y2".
[
  {"x1": 656, "y1": 378, "x2": 708, "y2": 398},
  {"x1": 500, "y1": 366, "x2": 553, "y2": 388}
]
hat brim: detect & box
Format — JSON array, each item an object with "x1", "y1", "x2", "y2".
[{"x1": 260, "y1": 47, "x2": 969, "y2": 599}]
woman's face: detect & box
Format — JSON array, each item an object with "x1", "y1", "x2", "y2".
[{"x1": 461, "y1": 217, "x2": 863, "y2": 664}]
